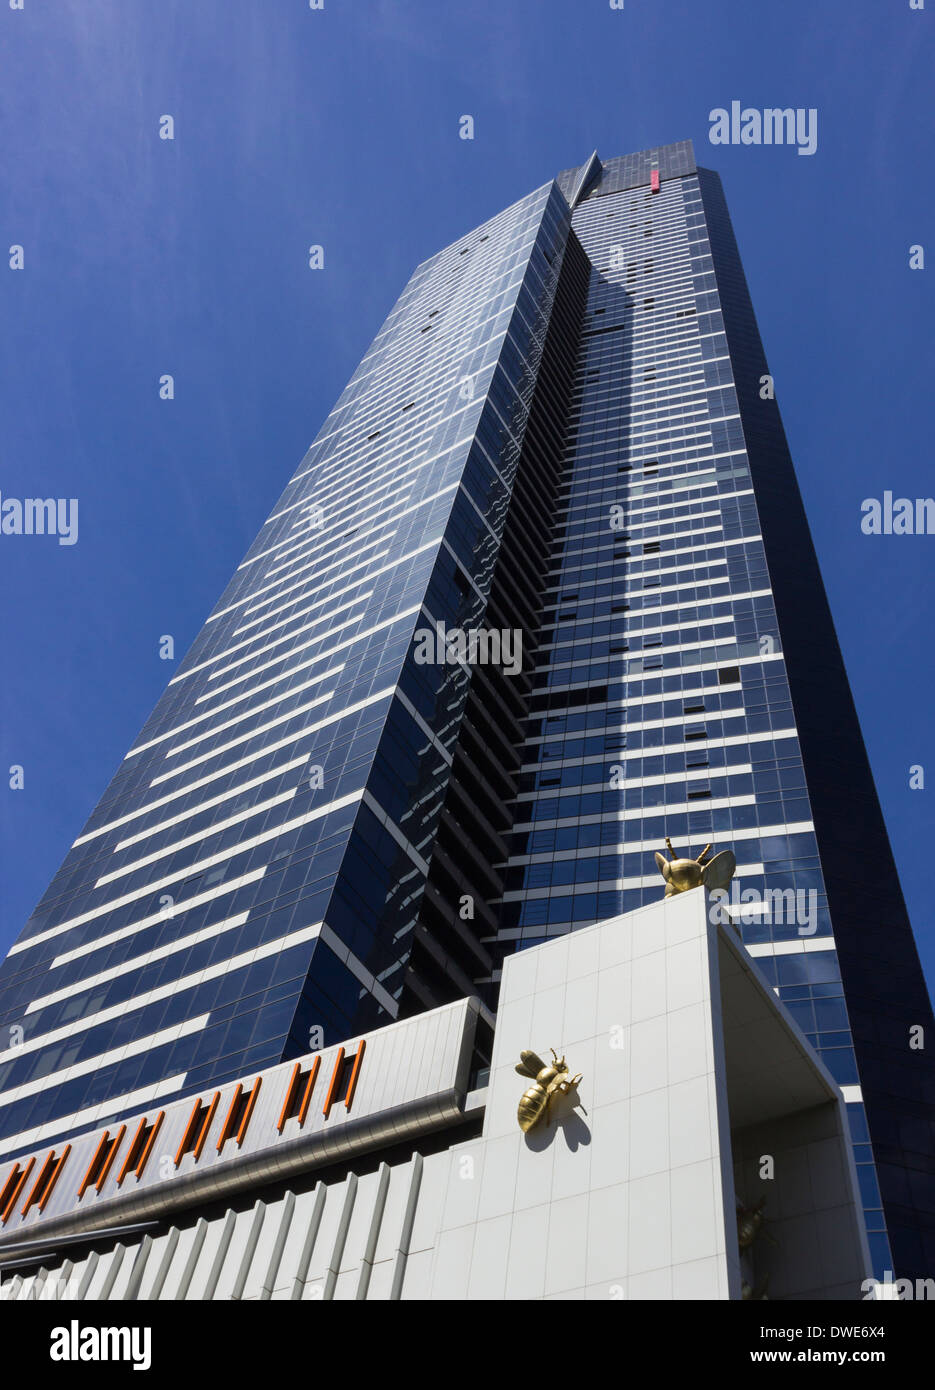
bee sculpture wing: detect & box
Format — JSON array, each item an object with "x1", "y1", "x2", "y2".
[
  {"x1": 515, "y1": 1049, "x2": 547, "y2": 1079},
  {"x1": 654, "y1": 853, "x2": 671, "y2": 880},
  {"x1": 701, "y1": 850, "x2": 736, "y2": 891}
]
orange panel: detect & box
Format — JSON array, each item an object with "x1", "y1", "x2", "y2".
[
  {"x1": 174, "y1": 1099, "x2": 203, "y2": 1168},
  {"x1": 117, "y1": 1117, "x2": 148, "y2": 1186},
  {"x1": 276, "y1": 1063, "x2": 301, "y2": 1134},
  {"x1": 0, "y1": 1163, "x2": 21, "y2": 1212},
  {"x1": 135, "y1": 1111, "x2": 164, "y2": 1178},
  {"x1": 2, "y1": 1158, "x2": 34, "y2": 1224},
  {"x1": 344, "y1": 1040, "x2": 366, "y2": 1112},
  {"x1": 79, "y1": 1131, "x2": 110, "y2": 1198},
  {"x1": 95, "y1": 1125, "x2": 126, "y2": 1192},
  {"x1": 322, "y1": 1048, "x2": 346, "y2": 1119},
  {"x1": 216, "y1": 1085, "x2": 243, "y2": 1152},
  {"x1": 38, "y1": 1145, "x2": 71, "y2": 1212},
  {"x1": 236, "y1": 1077, "x2": 262, "y2": 1146},
  {"x1": 192, "y1": 1092, "x2": 220, "y2": 1160},
  {"x1": 21, "y1": 1151, "x2": 56, "y2": 1217},
  {"x1": 297, "y1": 1056, "x2": 320, "y2": 1126}
]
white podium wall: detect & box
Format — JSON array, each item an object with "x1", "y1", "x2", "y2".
[
  {"x1": 419, "y1": 890, "x2": 870, "y2": 1300},
  {"x1": 0, "y1": 892, "x2": 870, "y2": 1302}
]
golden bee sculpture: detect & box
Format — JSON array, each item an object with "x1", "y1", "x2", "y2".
[
  {"x1": 515, "y1": 1048, "x2": 582, "y2": 1133},
  {"x1": 655, "y1": 837, "x2": 736, "y2": 898}
]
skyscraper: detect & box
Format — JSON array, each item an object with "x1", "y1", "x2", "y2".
[{"x1": 0, "y1": 141, "x2": 932, "y2": 1284}]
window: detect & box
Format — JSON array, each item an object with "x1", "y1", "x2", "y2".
[
  {"x1": 685, "y1": 725, "x2": 708, "y2": 741},
  {"x1": 643, "y1": 542, "x2": 661, "y2": 554},
  {"x1": 322, "y1": 1049, "x2": 348, "y2": 1118},
  {"x1": 687, "y1": 788, "x2": 712, "y2": 800},
  {"x1": 684, "y1": 704, "x2": 705, "y2": 714},
  {"x1": 344, "y1": 1043, "x2": 366, "y2": 1112},
  {"x1": 174, "y1": 1093, "x2": 221, "y2": 1167},
  {"x1": 323, "y1": 1042, "x2": 366, "y2": 1118},
  {"x1": 719, "y1": 666, "x2": 741, "y2": 685},
  {"x1": 0, "y1": 1159, "x2": 34, "y2": 1225},
  {"x1": 217, "y1": 1077, "x2": 263, "y2": 1153},
  {"x1": 21, "y1": 1147, "x2": 71, "y2": 1217},
  {"x1": 277, "y1": 1057, "x2": 321, "y2": 1131},
  {"x1": 117, "y1": 1113, "x2": 164, "y2": 1184},
  {"x1": 79, "y1": 1126, "x2": 126, "y2": 1197}
]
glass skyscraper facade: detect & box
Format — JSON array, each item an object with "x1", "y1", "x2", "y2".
[{"x1": 1, "y1": 141, "x2": 932, "y2": 1282}]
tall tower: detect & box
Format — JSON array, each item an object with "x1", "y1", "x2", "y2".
[{"x1": 1, "y1": 142, "x2": 932, "y2": 1282}]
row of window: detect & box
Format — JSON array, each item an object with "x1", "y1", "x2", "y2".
[{"x1": 0, "y1": 1042, "x2": 365, "y2": 1227}]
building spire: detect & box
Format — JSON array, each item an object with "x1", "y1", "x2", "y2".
[{"x1": 567, "y1": 149, "x2": 602, "y2": 207}]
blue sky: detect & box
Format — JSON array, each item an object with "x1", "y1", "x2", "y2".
[{"x1": 1, "y1": 0, "x2": 933, "y2": 992}]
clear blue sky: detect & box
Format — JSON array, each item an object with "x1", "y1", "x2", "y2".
[{"x1": 1, "y1": 1, "x2": 933, "y2": 995}]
